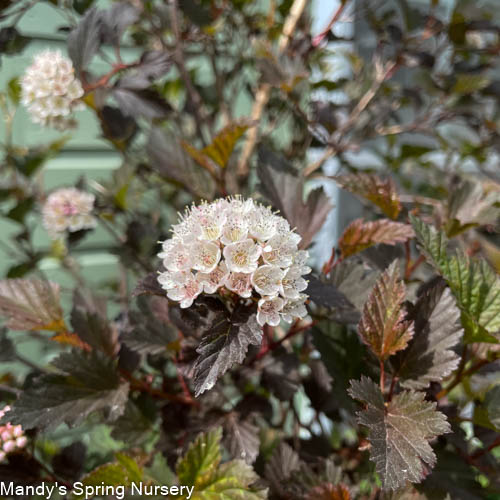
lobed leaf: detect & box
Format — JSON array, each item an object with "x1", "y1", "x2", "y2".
[
  {"x1": 358, "y1": 261, "x2": 414, "y2": 361},
  {"x1": 2, "y1": 349, "x2": 129, "y2": 430},
  {"x1": 176, "y1": 427, "x2": 222, "y2": 486},
  {"x1": 393, "y1": 281, "x2": 463, "y2": 389},
  {"x1": 411, "y1": 216, "x2": 500, "y2": 343},
  {"x1": 223, "y1": 414, "x2": 260, "y2": 464},
  {"x1": 334, "y1": 174, "x2": 401, "y2": 219},
  {"x1": 339, "y1": 219, "x2": 414, "y2": 259},
  {"x1": 258, "y1": 148, "x2": 332, "y2": 249},
  {"x1": 193, "y1": 303, "x2": 263, "y2": 397},
  {"x1": 348, "y1": 376, "x2": 450, "y2": 490},
  {"x1": 0, "y1": 279, "x2": 65, "y2": 332}
]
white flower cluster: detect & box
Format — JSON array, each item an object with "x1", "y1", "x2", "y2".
[
  {"x1": 157, "y1": 197, "x2": 311, "y2": 326},
  {"x1": 21, "y1": 50, "x2": 84, "y2": 130},
  {"x1": 42, "y1": 188, "x2": 97, "y2": 237},
  {"x1": 0, "y1": 406, "x2": 27, "y2": 462}
]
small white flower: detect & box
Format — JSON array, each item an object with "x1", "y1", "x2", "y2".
[
  {"x1": 158, "y1": 270, "x2": 189, "y2": 290},
  {"x1": 21, "y1": 50, "x2": 84, "y2": 130},
  {"x1": 280, "y1": 266, "x2": 309, "y2": 299},
  {"x1": 0, "y1": 406, "x2": 27, "y2": 462},
  {"x1": 263, "y1": 232, "x2": 301, "y2": 267},
  {"x1": 248, "y1": 205, "x2": 278, "y2": 242},
  {"x1": 251, "y1": 265, "x2": 284, "y2": 296},
  {"x1": 257, "y1": 296, "x2": 285, "y2": 326},
  {"x1": 166, "y1": 272, "x2": 202, "y2": 308},
  {"x1": 281, "y1": 295, "x2": 308, "y2": 323},
  {"x1": 191, "y1": 240, "x2": 221, "y2": 273},
  {"x1": 157, "y1": 196, "x2": 311, "y2": 316},
  {"x1": 223, "y1": 239, "x2": 262, "y2": 273},
  {"x1": 220, "y1": 214, "x2": 249, "y2": 245},
  {"x1": 226, "y1": 272, "x2": 253, "y2": 298},
  {"x1": 42, "y1": 188, "x2": 97, "y2": 237},
  {"x1": 158, "y1": 240, "x2": 193, "y2": 272},
  {"x1": 197, "y1": 261, "x2": 229, "y2": 293}
]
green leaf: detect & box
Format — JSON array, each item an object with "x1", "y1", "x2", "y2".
[
  {"x1": 393, "y1": 281, "x2": 463, "y2": 389},
  {"x1": 7, "y1": 77, "x2": 21, "y2": 104},
  {"x1": 192, "y1": 459, "x2": 267, "y2": 499},
  {"x1": 358, "y1": 261, "x2": 414, "y2": 361},
  {"x1": 70, "y1": 289, "x2": 119, "y2": 356},
  {"x1": 485, "y1": 385, "x2": 500, "y2": 431},
  {"x1": 334, "y1": 174, "x2": 401, "y2": 219},
  {"x1": 193, "y1": 302, "x2": 263, "y2": 397},
  {"x1": 3, "y1": 349, "x2": 129, "y2": 430},
  {"x1": 452, "y1": 74, "x2": 490, "y2": 94},
  {"x1": 0, "y1": 279, "x2": 65, "y2": 332},
  {"x1": 176, "y1": 427, "x2": 223, "y2": 486},
  {"x1": 71, "y1": 453, "x2": 143, "y2": 500},
  {"x1": 411, "y1": 216, "x2": 500, "y2": 343},
  {"x1": 348, "y1": 376, "x2": 451, "y2": 490},
  {"x1": 258, "y1": 148, "x2": 332, "y2": 249},
  {"x1": 338, "y1": 219, "x2": 414, "y2": 259},
  {"x1": 144, "y1": 452, "x2": 176, "y2": 487}
]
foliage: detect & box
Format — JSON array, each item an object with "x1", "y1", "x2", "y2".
[{"x1": 0, "y1": 0, "x2": 498, "y2": 499}]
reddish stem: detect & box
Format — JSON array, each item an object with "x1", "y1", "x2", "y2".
[
  {"x1": 312, "y1": 2, "x2": 347, "y2": 46},
  {"x1": 470, "y1": 436, "x2": 500, "y2": 460},
  {"x1": 82, "y1": 62, "x2": 136, "y2": 93},
  {"x1": 379, "y1": 360, "x2": 386, "y2": 395},
  {"x1": 254, "y1": 321, "x2": 317, "y2": 362}
]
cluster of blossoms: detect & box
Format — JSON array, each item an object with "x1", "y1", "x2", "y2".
[
  {"x1": 42, "y1": 188, "x2": 97, "y2": 237},
  {"x1": 21, "y1": 50, "x2": 84, "y2": 130},
  {"x1": 0, "y1": 406, "x2": 27, "y2": 462},
  {"x1": 157, "y1": 197, "x2": 311, "y2": 326}
]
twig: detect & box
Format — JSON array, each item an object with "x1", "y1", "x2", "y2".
[
  {"x1": 304, "y1": 60, "x2": 399, "y2": 177},
  {"x1": 237, "y1": 0, "x2": 308, "y2": 176},
  {"x1": 312, "y1": 1, "x2": 348, "y2": 47},
  {"x1": 379, "y1": 360, "x2": 386, "y2": 395},
  {"x1": 170, "y1": 0, "x2": 209, "y2": 146}
]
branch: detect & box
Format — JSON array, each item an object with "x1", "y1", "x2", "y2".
[
  {"x1": 237, "y1": 0, "x2": 308, "y2": 176},
  {"x1": 304, "y1": 60, "x2": 399, "y2": 177}
]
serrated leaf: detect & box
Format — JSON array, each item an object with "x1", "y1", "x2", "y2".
[
  {"x1": 223, "y1": 414, "x2": 260, "y2": 464},
  {"x1": 411, "y1": 216, "x2": 500, "y2": 343},
  {"x1": 144, "y1": 452, "x2": 176, "y2": 487},
  {"x1": 358, "y1": 262, "x2": 414, "y2": 361},
  {"x1": 102, "y1": 2, "x2": 139, "y2": 45},
  {"x1": 193, "y1": 303, "x2": 263, "y2": 397},
  {"x1": 393, "y1": 282, "x2": 463, "y2": 389},
  {"x1": 70, "y1": 289, "x2": 119, "y2": 356},
  {"x1": 306, "y1": 483, "x2": 351, "y2": 500},
  {"x1": 3, "y1": 349, "x2": 129, "y2": 430},
  {"x1": 123, "y1": 295, "x2": 177, "y2": 355},
  {"x1": 68, "y1": 7, "x2": 102, "y2": 74},
  {"x1": 264, "y1": 442, "x2": 300, "y2": 486},
  {"x1": 0, "y1": 279, "x2": 65, "y2": 332},
  {"x1": 348, "y1": 376, "x2": 450, "y2": 490},
  {"x1": 176, "y1": 427, "x2": 222, "y2": 486},
  {"x1": 111, "y1": 400, "x2": 155, "y2": 446},
  {"x1": 334, "y1": 174, "x2": 401, "y2": 219},
  {"x1": 339, "y1": 219, "x2": 414, "y2": 259},
  {"x1": 71, "y1": 453, "x2": 143, "y2": 500},
  {"x1": 201, "y1": 122, "x2": 251, "y2": 169},
  {"x1": 485, "y1": 385, "x2": 500, "y2": 430},
  {"x1": 258, "y1": 148, "x2": 332, "y2": 249},
  {"x1": 118, "y1": 51, "x2": 171, "y2": 89},
  {"x1": 193, "y1": 459, "x2": 267, "y2": 499}
]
